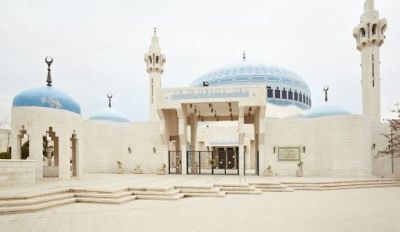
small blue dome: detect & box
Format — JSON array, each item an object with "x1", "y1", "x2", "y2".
[
  {"x1": 89, "y1": 108, "x2": 130, "y2": 123},
  {"x1": 13, "y1": 86, "x2": 81, "y2": 114},
  {"x1": 191, "y1": 63, "x2": 311, "y2": 110},
  {"x1": 304, "y1": 104, "x2": 351, "y2": 118}
]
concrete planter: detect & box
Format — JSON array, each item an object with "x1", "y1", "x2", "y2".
[{"x1": 296, "y1": 170, "x2": 303, "y2": 177}]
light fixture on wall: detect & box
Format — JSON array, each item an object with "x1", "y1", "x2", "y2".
[
  {"x1": 128, "y1": 147, "x2": 131, "y2": 154},
  {"x1": 303, "y1": 146, "x2": 306, "y2": 153},
  {"x1": 372, "y1": 143, "x2": 376, "y2": 150},
  {"x1": 273, "y1": 146, "x2": 276, "y2": 154},
  {"x1": 153, "y1": 147, "x2": 156, "y2": 154}
]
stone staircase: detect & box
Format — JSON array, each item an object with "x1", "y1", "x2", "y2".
[
  {"x1": 215, "y1": 184, "x2": 262, "y2": 195},
  {"x1": 176, "y1": 185, "x2": 225, "y2": 197},
  {"x1": 75, "y1": 189, "x2": 136, "y2": 204},
  {"x1": 0, "y1": 190, "x2": 75, "y2": 214},
  {"x1": 129, "y1": 187, "x2": 185, "y2": 200},
  {"x1": 0, "y1": 178, "x2": 398, "y2": 214},
  {"x1": 283, "y1": 179, "x2": 400, "y2": 191},
  {"x1": 249, "y1": 182, "x2": 294, "y2": 192}
]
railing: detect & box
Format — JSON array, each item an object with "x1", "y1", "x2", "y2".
[{"x1": 187, "y1": 150, "x2": 239, "y2": 175}]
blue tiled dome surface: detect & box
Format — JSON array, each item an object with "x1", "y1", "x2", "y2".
[
  {"x1": 191, "y1": 63, "x2": 311, "y2": 109},
  {"x1": 304, "y1": 104, "x2": 351, "y2": 118},
  {"x1": 13, "y1": 86, "x2": 81, "y2": 114},
  {"x1": 89, "y1": 108, "x2": 130, "y2": 123}
]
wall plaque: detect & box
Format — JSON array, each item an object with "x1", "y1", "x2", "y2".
[{"x1": 278, "y1": 147, "x2": 301, "y2": 161}]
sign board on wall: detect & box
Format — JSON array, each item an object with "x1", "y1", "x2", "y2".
[{"x1": 278, "y1": 147, "x2": 301, "y2": 161}]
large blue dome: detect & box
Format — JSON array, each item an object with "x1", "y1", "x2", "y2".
[
  {"x1": 191, "y1": 63, "x2": 311, "y2": 109},
  {"x1": 89, "y1": 108, "x2": 130, "y2": 123},
  {"x1": 304, "y1": 104, "x2": 351, "y2": 118},
  {"x1": 12, "y1": 86, "x2": 81, "y2": 114}
]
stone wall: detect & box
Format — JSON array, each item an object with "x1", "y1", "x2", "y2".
[
  {"x1": 264, "y1": 115, "x2": 372, "y2": 177},
  {"x1": 81, "y1": 121, "x2": 165, "y2": 174},
  {"x1": 0, "y1": 159, "x2": 35, "y2": 186},
  {"x1": 373, "y1": 156, "x2": 400, "y2": 177}
]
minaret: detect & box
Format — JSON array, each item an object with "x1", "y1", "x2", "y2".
[
  {"x1": 353, "y1": 0, "x2": 387, "y2": 123},
  {"x1": 145, "y1": 28, "x2": 166, "y2": 121}
]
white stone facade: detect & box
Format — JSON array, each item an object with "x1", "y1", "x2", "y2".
[{"x1": 1, "y1": 0, "x2": 397, "y2": 186}]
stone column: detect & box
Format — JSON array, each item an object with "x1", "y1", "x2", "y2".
[
  {"x1": 238, "y1": 107, "x2": 245, "y2": 175},
  {"x1": 58, "y1": 133, "x2": 71, "y2": 179},
  {"x1": 29, "y1": 131, "x2": 43, "y2": 180},
  {"x1": 257, "y1": 106, "x2": 266, "y2": 175},
  {"x1": 178, "y1": 109, "x2": 187, "y2": 175}
]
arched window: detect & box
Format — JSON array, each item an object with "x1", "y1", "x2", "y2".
[
  {"x1": 156, "y1": 56, "x2": 159, "y2": 64},
  {"x1": 294, "y1": 90, "x2": 298, "y2": 101},
  {"x1": 372, "y1": 24, "x2": 377, "y2": 35},
  {"x1": 274, "y1": 87, "x2": 281, "y2": 99},
  {"x1": 303, "y1": 94, "x2": 306, "y2": 103},
  {"x1": 306, "y1": 96, "x2": 309, "y2": 105},
  {"x1": 288, "y1": 89, "x2": 293, "y2": 100},
  {"x1": 148, "y1": 56, "x2": 152, "y2": 64},
  {"x1": 360, "y1": 28, "x2": 366, "y2": 37},
  {"x1": 282, "y1": 88, "x2": 287, "y2": 99},
  {"x1": 267, "y1": 86, "x2": 273, "y2": 98},
  {"x1": 299, "y1": 92, "x2": 303, "y2": 102}
]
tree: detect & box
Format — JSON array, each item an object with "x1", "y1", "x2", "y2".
[
  {"x1": 0, "y1": 114, "x2": 10, "y2": 129},
  {"x1": 379, "y1": 104, "x2": 400, "y2": 173}
]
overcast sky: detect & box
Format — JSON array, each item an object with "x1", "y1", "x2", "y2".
[{"x1": 0, "y1": 0, "x2": 399, "y2": 123}]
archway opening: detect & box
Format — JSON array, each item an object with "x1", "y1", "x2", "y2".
[
  {"x1": 42, "y1": 127, "x2": 59, "y2": 178},
  {"x1": 17, "y1": 126, "x2": 29, "y2": 159}
]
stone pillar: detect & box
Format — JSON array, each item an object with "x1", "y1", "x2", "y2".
[
  {"x1": 29, "y1": 131, "x2": 43, "y2": 180},
  {"x1": 238, "y1": 107, "x2": 245, "y2": 175},
  {"x1": 178, "y1": 109, "x2": 187, "y2": 175},
  {"x1": 58, "y1": 133, "x2": 71, "y2": 179},
  {"x1": 258, "y1": 106, "x2": 266, "y2": 175}
]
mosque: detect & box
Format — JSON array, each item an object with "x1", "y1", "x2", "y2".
[{"x1": 3, "y1": 0, "x2": 396, "y2": 184}]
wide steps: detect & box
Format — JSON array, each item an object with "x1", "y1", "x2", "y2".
[
  {"x1": 178, "y1": 187, "x2": 221, "y2": 193},
  {"x1": 184, "y1": 191, "x2": 226, "y2": 197},
  {"x1": 288, "y1": 181, "x2": 400, "y2": 191},
  {"x1": 132, "y1": 189, "x2": 180, "y2": 196},
  {"x1": 75, "y1": 190, "x2": 132, "y2": 198},
  {"x1": 0, "y1": 192, "x2": 75, "y2": 207},
  {"x1": 76, "y1": 195, "x2": 136, "y2": 204},
  {"x1": 135, "y1": 193, "x2": 185, "y2": 200},
  {"x1": 225, "y1": 190, "x2": 262, "y2": 194},
  {"x1": 0, "y1": 197, "x2": 75, "y2": 214}
]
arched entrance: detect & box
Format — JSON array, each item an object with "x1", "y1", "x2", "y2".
[
  {"x1": 17, "y1": 126, "x2": 29, "y2": 159},
  {"x1": 42, "y1": 127, "x2": 59, "y2": 178}
]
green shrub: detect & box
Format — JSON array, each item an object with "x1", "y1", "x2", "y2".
[{"x1": 0, "y1": 152, "x2": 11, "y2": 159}]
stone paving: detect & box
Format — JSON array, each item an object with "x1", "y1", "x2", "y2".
[
  {"x1": 0, "y1": 187, "x2": 399, "y2": 232},
  {"x1": 0, "y1": 174, "x2": 399, "y2": 232}
]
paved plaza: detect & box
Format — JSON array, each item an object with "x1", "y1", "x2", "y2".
[
  {"x1": 0, "y1": 175, "x2": 399, "y2": 232},
  {"x1": 0, "y1": 187, "x2": 399, "y2": 232}
]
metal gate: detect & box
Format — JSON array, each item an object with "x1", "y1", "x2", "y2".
[
  {"x1": 187, "y1": 149, "x2": 239, "y2": 175},
  {"x1": 168, "y1": 151, "x2": 182, "y2": 174}
]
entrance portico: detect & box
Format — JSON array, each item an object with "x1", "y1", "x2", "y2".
[{"x1": 159, "y1": 84, "x2": 266, "y2": 175}]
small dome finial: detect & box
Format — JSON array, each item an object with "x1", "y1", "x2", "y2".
[
  {"x1": 45, "y1": 56, "x2": 53, "y2": 87},
  {"x1": 107, "y1": 93, "x2": 113, "y2": 108},
  {"x1": 242, "y1": 51, "x2": 246, "y2": 61},
  {"x1": 323, "y1": 86, "x2": 329, "y2": 102}
]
